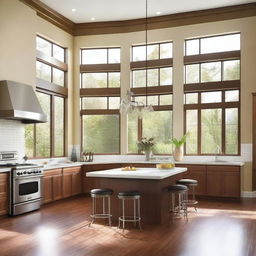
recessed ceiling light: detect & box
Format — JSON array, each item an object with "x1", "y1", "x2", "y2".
[
  {"x1": 156, "y1": 11, "x2": 161, "y2": 15},
  {"x1": 91, "y1": 17, "x2": 96, "y2": 21},
  {"x1": 71, "y1": 8, "x2": 77, "y2": 12}
]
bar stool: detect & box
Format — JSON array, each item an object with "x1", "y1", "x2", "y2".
[
  {"x1": 177, "y1": 179, "x2": 198, "y2": 211},
  {"x1": 168, "y1": 184, "x2": 188, "y2": 221},
  {"x1": 118, "y1": 191, "x2": 142, "y2": 231},
  {"x1": 90, "y1": 188, "x2": 113, "y2": 226}
]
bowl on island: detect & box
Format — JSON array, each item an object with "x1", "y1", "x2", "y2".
[
  {"x1": 156, "y1": 163, "x2": 175, "y2": 169},
  {"x1": 121, "y1": 166, "x2": 137, "y2": 171}
]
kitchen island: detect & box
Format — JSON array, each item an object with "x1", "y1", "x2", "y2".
[{"x1": 86, "y1": 167, "x2": 187, "y2": 225}]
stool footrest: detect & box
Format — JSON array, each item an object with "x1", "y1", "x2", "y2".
[
  {"x1": 91, "y1": 214, "x2": 112, "y2": 219},
  {"x1": 119, "y1": 216, "x2": 141, "y2": 222}
]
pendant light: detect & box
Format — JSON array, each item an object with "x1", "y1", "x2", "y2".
[{"x1": 120, "y1": 0, "x2": 153, "y2": 118}]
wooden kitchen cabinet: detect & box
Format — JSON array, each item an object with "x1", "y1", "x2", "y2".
[
  {"x1": 176, "y1": 164, "x2": 207, "y2": 195},
  {"x1": 0, "y1": 173, "x2": 8, "y2": 215},
  {"x1": 206, "y1": 166, "x2": 240, "y2": 198},
  {"x1": 43, "y1": 169, "x2": 63, "y2": 204},
  {"x1": 62, "y1": 167, "x2": 82, "y2": 198}
]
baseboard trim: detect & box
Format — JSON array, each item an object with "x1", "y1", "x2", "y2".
[{"x1": 241, "y1": 191, "x2": 256, "y2": 198}]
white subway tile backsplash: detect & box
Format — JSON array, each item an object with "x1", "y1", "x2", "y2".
[{"x1": 0, "y1": 120, "x2": 25, "y2": 160}]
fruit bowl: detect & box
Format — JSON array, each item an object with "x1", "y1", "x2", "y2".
[
  {"x1": 121, "y1": 166, "x2": 137, "y2": 171},
  {"x1": 156, "y1": 163, "x2": 175, "y2": 169}
]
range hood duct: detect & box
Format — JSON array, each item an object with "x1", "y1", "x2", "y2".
[{"x1": 0, "y1": 80, "x2": 47, "y2": 124}]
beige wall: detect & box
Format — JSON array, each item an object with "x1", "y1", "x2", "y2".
[
  {"x1": 0, "y1": 0, "x2": 74, "y2": 156},
  {"x1": 0, "y1": 0, "x2": 37, "y2": 86},
  {"x1": 74, "y1": 16, "x2": 256, "y2": 192}
]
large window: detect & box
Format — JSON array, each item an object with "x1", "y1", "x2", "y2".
[
  {"x1": 80, "y1": 47, "x2": 121, "y2": 154},
  {"x1": 128, "y1": 42, "x2": 173, "y2": 154},
  {"x1": 184, "y1": 33, "x2": 240, "y2": 155},
  {"x1": 25, "y1": 36, "x2": 67, "y2": 158}
]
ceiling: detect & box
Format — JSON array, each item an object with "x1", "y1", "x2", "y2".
[{"x1": 40, "y1": 0, "x2": 255, "y2": 23}]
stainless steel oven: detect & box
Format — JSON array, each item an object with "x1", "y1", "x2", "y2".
[
  {"x1": 10, "y1": 165, "x2": 44, "y2": 216},
  {"x1": 13, "y1": 175, "x2": 42, "y2": 204}
]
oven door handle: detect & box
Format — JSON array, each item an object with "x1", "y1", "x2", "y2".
[{"x1": 14, "y1": 175, "x2": 43, "y2": 180}]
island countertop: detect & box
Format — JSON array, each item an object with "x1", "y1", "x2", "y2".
[{"x1": 86, "y1": 167, "x2": 187, "y2": 180}]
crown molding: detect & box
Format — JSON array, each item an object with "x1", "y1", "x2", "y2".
[
  {"x1": 20, "y1": 0, "x2": 75, "y2": 35},
  {"x1": 20, "y1": 1, "x2": 256, "y2": 36}
]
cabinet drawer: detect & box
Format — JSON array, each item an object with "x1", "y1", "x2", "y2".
[
  {"x1": 63, "y1": 166, "x2": 82, "y2": 174},
  {"x1": 207, "y1": 166, "x2": 240, "y2": 172},
  {"x1": 44, "y1": 169, "x2": 62, "y2": 176}
]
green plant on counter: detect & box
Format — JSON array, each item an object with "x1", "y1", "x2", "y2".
[
  {"x1": 170, "y1": 133, "x2": 188, "y2": 147},
  {"x1": 137, "y1": 137, "x2": 155, "y2": 152}
]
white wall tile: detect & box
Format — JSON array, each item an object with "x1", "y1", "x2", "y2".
[{"x1": 0, "y1": 120, "x2": 25, "y2": 160}]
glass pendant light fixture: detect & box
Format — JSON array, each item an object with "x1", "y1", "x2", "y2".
[{"x1": 119, "y1": 0, "x2": 153, "y2": 119}]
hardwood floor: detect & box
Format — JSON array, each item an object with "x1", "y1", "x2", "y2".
[{"x1": 0, "y1": 196, "x2": 256, "y2": 256}]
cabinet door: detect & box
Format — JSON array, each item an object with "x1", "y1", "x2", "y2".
[
  {"x1": 43, "y1": 176, "x2": 53, "y2": 204},
  {"x1": 0, "y1": 173, "x2": 8, "y2": 215},
  {"x1": 206, "y1": 171, "x2": 222, "y2": 196},
  {"x1": 176, "y1": 165, "x2": 207, "y2": 195},
  {"x1": 222, "y1": 171, "x2": 240, "y2": 197},
  {"x1": 72, "y1": 171, "x2": 82, "y2": 196},
  {"x1": 53, "y1": 174, "x2": 62, "y2": 200},
  {"x1": 62, "y1": 173, "x2": 72, "y2": 198}
]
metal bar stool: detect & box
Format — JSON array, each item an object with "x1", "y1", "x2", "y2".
[
  {"x1": 118, "y1": 191, "x2": 142, "y2": 231},
  {"x1": 167, "y1": 184, "x2": 188, "y2": 221},
  {"x1": 90, "y1": 188, "x2": 113, "y2": 226},
  {"x1": 177, "y1": 179, "x2": 198, "y2": 211}
]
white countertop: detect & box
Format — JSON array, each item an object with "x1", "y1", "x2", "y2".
[
  {"x1": 42, "y1": 159, "x2": 244, "y2": 171},
  {"x1": 86, "y1": 167, "x2": 187, "y2": 180}
]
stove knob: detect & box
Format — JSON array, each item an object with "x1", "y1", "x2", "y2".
[
  {"x1": 32, "y1": 170, "x2": 35, "y2": 173},
  {"x1": 23, "y1": 171, "x2": 27, "y2": 174},
  {"x1": 28, "y1": 171, "x2": 31, "y2": 174},
  {"x1": 17, "y1": 172, "x2": 20, "y2": 176}
]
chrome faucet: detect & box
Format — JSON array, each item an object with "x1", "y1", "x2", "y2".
[{"x1": 215, "y1": 145, "x2": 222, "y2": 162}]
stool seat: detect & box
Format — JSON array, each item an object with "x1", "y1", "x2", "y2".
[
  {"x1": 168, "y1": 184, "x2": 188, "y2": 192},
  {"x1": 90, "y1": 188, "x2": 113, "y2": 196},
  {"x1": 118, "y1": 191, "x2": 141, "y2": 197},
  {"x1": 177, "y1": 179, "x2": 198, "y2": 185}
]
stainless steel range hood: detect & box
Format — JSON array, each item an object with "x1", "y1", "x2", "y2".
[{"x1": 0, "y1": 80, "x2": 47, "y2": 123}]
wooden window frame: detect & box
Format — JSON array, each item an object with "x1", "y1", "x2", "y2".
[
  {"x1": 184, "y1": 33, "x2": 241, "y2": 156},
  {"x1": 184, "y1": 32, "x2": 240, "y2": 56},
  {"x1": 80, "y1": 47, "x2": 121, "y2": 154},
  {"x1": 26, "y1": 35, "x2": 68, "y2": 159},
  {"x1": 29, "y1": 90, "x2": 67, "y2": 158}
]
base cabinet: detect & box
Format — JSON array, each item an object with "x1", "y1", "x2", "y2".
[
  {"x1": 63, "y1": 167, "x2": 82, "y2": 198},
  {"x1": 43, "y1": 169, "x2": 63, "y2": 204},
  {"x1": 0, "y1": 173, "x2": 8, "y2": 215},
  {"x1": 43, "y1": 167, "x2": 82, "y2": 204},
  {"x1": 206, "y1": 166, "x2": 240, "y2": 198},
  {"x1": 176, "y1": 164, "x2": 207, "y2": 195}
]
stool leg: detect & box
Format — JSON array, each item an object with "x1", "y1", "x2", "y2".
[
  {"x1": 137, "y1": 198, "x2": 142, "y2": 230},
  {"x1": 108, "y1": 196, "x2": 111, "y2": 226},
  {"x1": 90, "y1": 197, "x2": 95, "y2": 226},
  {"x1": 183, "y1": 192, "x2": 188, "y2": 221},
  {"x1": 134, "y1": 199, "x2": 136, "y2": 227},
  {"x1": 122, "y1": 199, "x2": 125, "y2": 231},
  {"x1": 192, "y1": 186, "x2": 197, "y2": 212},
  {"x1": 103, "y1": 196, "x2": 105, "y2": 215},
  {"x1": 171, "y1": 193, "x2": 175, "y2": 219}
]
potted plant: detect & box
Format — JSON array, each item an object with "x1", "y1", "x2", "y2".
[
  {"x1": 137, "y1": 137, "x2": 155, "y2": 161},
  {"x1": 171, "y1": 134, "x2": 188, "y2": 161}
]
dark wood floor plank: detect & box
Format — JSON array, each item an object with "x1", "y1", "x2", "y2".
[{"x1": 0, "y1": 196, "x2": 256, "y2": 256}]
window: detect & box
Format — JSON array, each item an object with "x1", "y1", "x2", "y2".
[
  {"x1": 82, "y1": 115, "x2": 119, "y2": 153},
  {"x1": 80, "y1": 47, "x2": 121, "y2": 154},
  {"x1": 25, "y1": 35, "x2": 67, "y2": 158},
  {"x1": 128, "y1": 42, "x2": 173, "y2": 154},
  {"x1": 184, "y1": 33, "x2": 240, "y2": 155}
]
